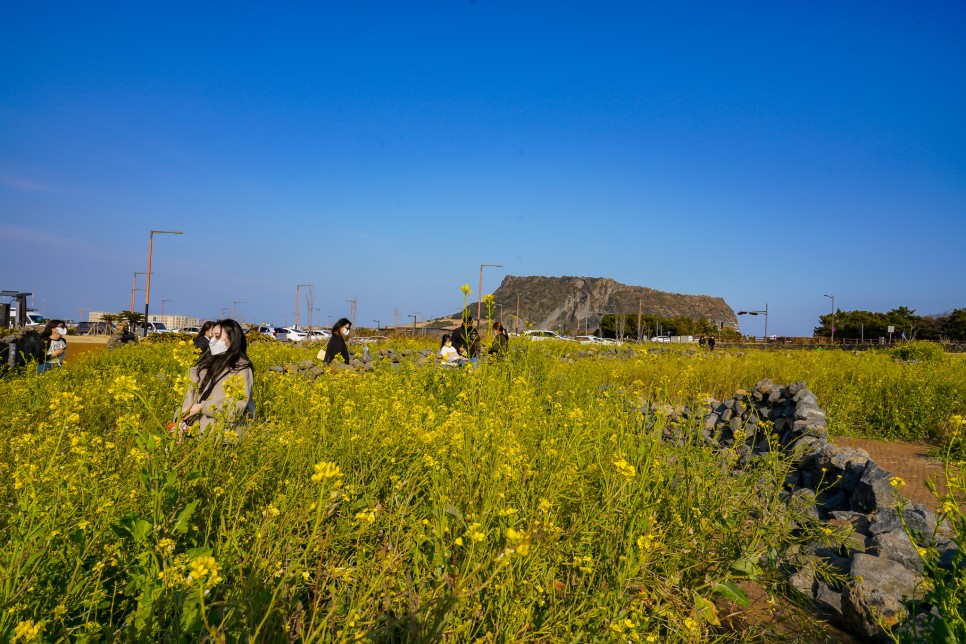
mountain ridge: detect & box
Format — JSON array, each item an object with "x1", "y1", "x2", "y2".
[{"x1": 450, "y1": 275, "x2": 738, "y2": 333}]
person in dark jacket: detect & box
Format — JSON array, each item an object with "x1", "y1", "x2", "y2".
[
  {"x1": 322, "y1": 317, "x2": 352, "y2": 365},
  {"x1": 451, "y1": 320, "x2": 481, "y2": 358},
  {"x1": 193, "y1": 321, "x2": 216, "y2": 353},
  {"x1": 488, "y1": 320, "x2": 509, "y2": 356}
]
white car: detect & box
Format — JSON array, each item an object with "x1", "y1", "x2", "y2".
[
  {"x1": 177, "y1": 326, "x2": 202, "y2": 335},
  {"x1": 523, "y1": 329, "x2": 568, "y2": 341},
  {"x1": 574, "y1": 335, "x2": 604, "y2": 345},
  {"x1": 307, "y1": 329, "x2": 331, "y2": 341},
  {"x1": 599, "y1": 338, "x2": 623, "y2": 346},
  {"x1": 649, "y1": 336, "x2": 670, "y2": 344},
  {"x1": 278, "y1": 327, "x2": 308, "y2": 342}
]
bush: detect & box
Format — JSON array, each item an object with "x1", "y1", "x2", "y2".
[{"x1": 889, "y1": 340, "x2": 945, "y2": 362}]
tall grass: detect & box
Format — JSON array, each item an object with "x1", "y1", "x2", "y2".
[{"x1": 0, "y1": 340, "x2": 846, "y2": 641}]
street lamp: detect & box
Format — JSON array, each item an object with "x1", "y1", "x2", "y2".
[
  {"x1": 131, "y1": 272, "x2": 152, "y2": 312},
  {"x1": 824, "y1": 294, "x2": 835, "y2": 342},
  {"x1": 296, "y1": 284, "x2": 314, "y2": 329},
  {"x1": 409, "y1": 313, "x2": 417, "y2": 337},
  {"x1": 162, "y1": 299, "x2": 174, "y2": 319},
  {"x1": 232, "y1": 301, "x2": 246, "y2": 321},
  {"x1": 478, "y1": 263, "x2": 503, "y2": 325},
  {"x1": 221, "y1": 307, "x2": 230, "y2": 319},
  {"x1": 737, "y1": 304, "x2": 769, "y2": 341},
  {"x1": 144, "y1": 230, "x2": 183, "y2": 335},
  {"x1": 373, "y1": 319, "x2": 381, "y2": 331},
  {"x1": 313, "y1": 308, "x2": 320, "y2": 330}
]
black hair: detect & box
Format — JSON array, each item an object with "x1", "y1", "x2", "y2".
[
  {"x1": 195, "y1": 319, "x2": 252, "y2": 400},
  {"x1": 440, "y1": 333, "x2": 451, "y2": 348},
  {"x1": 41, "y1": 319, "x2": 66, "y2": 341},
  {"x1": 197, "y1": 320, "x2": 215, "y2": 338},
  {"x1": 332, "y1": 317, "x2": 352, "y2": 336}
]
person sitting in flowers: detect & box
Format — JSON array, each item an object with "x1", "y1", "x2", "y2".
[
  {"x1": 179, "y1": 318, "x2": 254, "y2": 437},
  {"x1": 439, "y1": 333, "x2": 465, "y2": 366}
]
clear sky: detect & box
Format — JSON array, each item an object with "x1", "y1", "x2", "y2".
[{"x1": 2, "y1": 1, "x2": 964, "y2": 336}]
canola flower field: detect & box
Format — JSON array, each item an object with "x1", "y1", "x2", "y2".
[{"x1": 1, "y1": 338, "x2": 964, "y2": 641}]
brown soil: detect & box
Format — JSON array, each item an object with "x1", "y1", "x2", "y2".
[
  {"x1": 836, "y1": 437, "x2": 948, "y2": 510},
  {"x1": 65, "y1": 335, "x2": 107, "y2": 363}
]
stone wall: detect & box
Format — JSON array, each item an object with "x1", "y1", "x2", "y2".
[{"x1": 696, "y1": 380, "x2": 959, "y2": 640}]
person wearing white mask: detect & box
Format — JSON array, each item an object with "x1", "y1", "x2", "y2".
[
  {"x1": 322, "y1": 317, "x2": 352, "y2": 365},
  {"x1": 38, "y1": 319, "x2": 68, "y2": 374},
  {"x1": 179, "y1": 318, "x2": 255, "y2": 437}
]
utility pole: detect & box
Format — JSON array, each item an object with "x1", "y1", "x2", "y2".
[
  {"x1": 409, "y1": 313, "x2": 417, "y2": 337},
  {"x1": 394, "y1": 307, "x2": 399, "y2": 328},
  {"x1": 637, "y1": 299, "x2": 642, "y2": 342},
  {"x1": 346, "y1": 298, "x2": 357, "y2": 327},
  {"x1": 296, "y1": 284, "x2": 314, "y2": 329},
  {"x1": 516, "y1": 294, "x2": 520, "y2": 334}
]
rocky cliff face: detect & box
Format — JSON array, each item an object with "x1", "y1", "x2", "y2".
[{"x1": 481, "y1": 276, "x2": 737, "y2": 332}]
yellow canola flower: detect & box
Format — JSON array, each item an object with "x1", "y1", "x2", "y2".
[
  {"x1": 459, "y1": 284, "x2": 473, "y2": 296},
  {"x1": 13, "y1": 619, "x2": 43, "y2": 642},
  {"x1": 889, "y1": 476, "x2": 906, "y2": 489},
  {"x1": 187, "y1": 555, "x2": 223, "y2": 588},
  {"x1": 311, "y1": 461, "x2": 342, "y2": 483},
  {"x1": 613, "y1": 458, "x2": 636, "y2": 480}
]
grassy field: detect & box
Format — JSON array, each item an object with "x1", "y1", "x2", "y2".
[{"x1": 0, "y1": 338, "x2": 963, "y2": 641}]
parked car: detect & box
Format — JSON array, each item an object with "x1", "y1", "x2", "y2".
[
  {"x1": 278, "y1": 327, "x2": 308, "y2": 342},
  {"x1": 249, "y1": 325, "x2": 279, "y2": 339},
  {"x1": 75, "y1": 321, "x2": 114, "y2": 335},
  {"x1": 598, "y1": 338, "x2": 623, "y2": 346},
  {"x1": 307, "y1": 329, "x2": 332, "y2": 341},
  {"x1": 177, "y1": 326, "x2": 203, "y2": 335},
  {"x1": 523, "y1": 329, "x2": 568, "y2": 341},
  {"x1": 574, "y1": 335, "x2": 604, "y2": 345},
  {"x1": 649, "y1": 336, "x2": 670, "y2": 343},
  {"x1": 146, "y1": 322, "x2": 171, "y2": 334},
  {"x1": 352, "y1": 335, "x2": 388, "y2": 345}
]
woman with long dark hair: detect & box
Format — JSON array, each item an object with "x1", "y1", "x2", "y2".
[
  {"x1": 38, "y1": 319, "x2": 68, "y2": 374},
  {"x1": 321, "y1": 317, "x2": 352, "y2": 365},
  {"x1": 193, "y1": 320, "x2": 216, "y2": 353},
  {"x1": 179, "y1": 319, "x2": 255, "y2": 436}
]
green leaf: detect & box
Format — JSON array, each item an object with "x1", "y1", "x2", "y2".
[
  {"x1": 712, "y1": 580, "x2": 750, "y2": 608},
  {"x1": 131, "y1": 519, "x2": 152, "y2": 542},
  {"x1": 693, "y1": 593, "x2": 720, "y2": 626},
  {"x1": 444, "y1": 503, "x2": 463, "y2": 521},
  {"x1": 730, "y1": 557, "x2": 763, "y2": 578},
  {"x1": 172, "y1": 500, "x2": 199, "y2": 535}
]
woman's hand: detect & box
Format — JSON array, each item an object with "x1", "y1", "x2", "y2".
[{"x1": 182, "y1": 403, "x2": 202, "y2": 417}]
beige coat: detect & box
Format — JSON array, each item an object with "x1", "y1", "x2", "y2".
[{"x1": 181, "y1": 363, "x2": 255, "y2": 434}]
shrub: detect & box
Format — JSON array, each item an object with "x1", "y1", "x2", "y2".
[{"x1": 890, "y1": 340, "x2": 945, "y2": 362}]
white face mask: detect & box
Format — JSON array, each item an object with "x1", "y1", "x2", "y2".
[
  {"x1": 341, "y1": 327, "x2": 350, "y2": 337},
  {"x1": 209, "y1": 339, "x2": 228, "y2": 356}
]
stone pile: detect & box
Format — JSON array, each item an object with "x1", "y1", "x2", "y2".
[{"x1": 690, "y1": 379, "x2": 959, "y2": 641}]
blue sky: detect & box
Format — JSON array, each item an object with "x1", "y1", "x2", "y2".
[{"x1": 2, "y1": 1, "x2": 964, "y2": 335}]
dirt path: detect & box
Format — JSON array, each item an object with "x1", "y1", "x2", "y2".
[{"x1": 835, "y1": 437, "x2": 948, "y2": 510}]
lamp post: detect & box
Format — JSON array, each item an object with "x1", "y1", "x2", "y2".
[
  {"x1": 824, "y1": 294, "x2": 835, "y2": 343},
  {"x1": 373, "y1": 320, "x2": 381, "y2": 331},
  {"x1": 478, "y1": 263, "x2": 503, "y2": 325},
  {"x1": 144, "y1": 230, "x2": 183, "y2": 335},
  {"x1": 737, "y1": 304, "x2": 769, "y2": 341},
  {"x1": 313, "y1": 308, "x2": 320, "y2": 330},
  {"x1": 409, "y1": 313, "x2": 417, "y2": 337},
  {"x1": 232, "y1": 301, "x2": 246, "y2": 321},
  {"x1": 161, "y1": 299, "x2": 174, "y2": 320},
  {"x1": 131, "y1": 272, "x2": 151, "y2": 312},
  {"x1": 296, "y1": 284, "x2": 314, "y2": 329},
  {"x1": 221, "y1": 307, "x2": 230, "y2": 319}
]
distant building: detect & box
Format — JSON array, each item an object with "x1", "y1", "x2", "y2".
[{"x1": 88, "y1": 311, "x2": 202, "y2": 329}]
